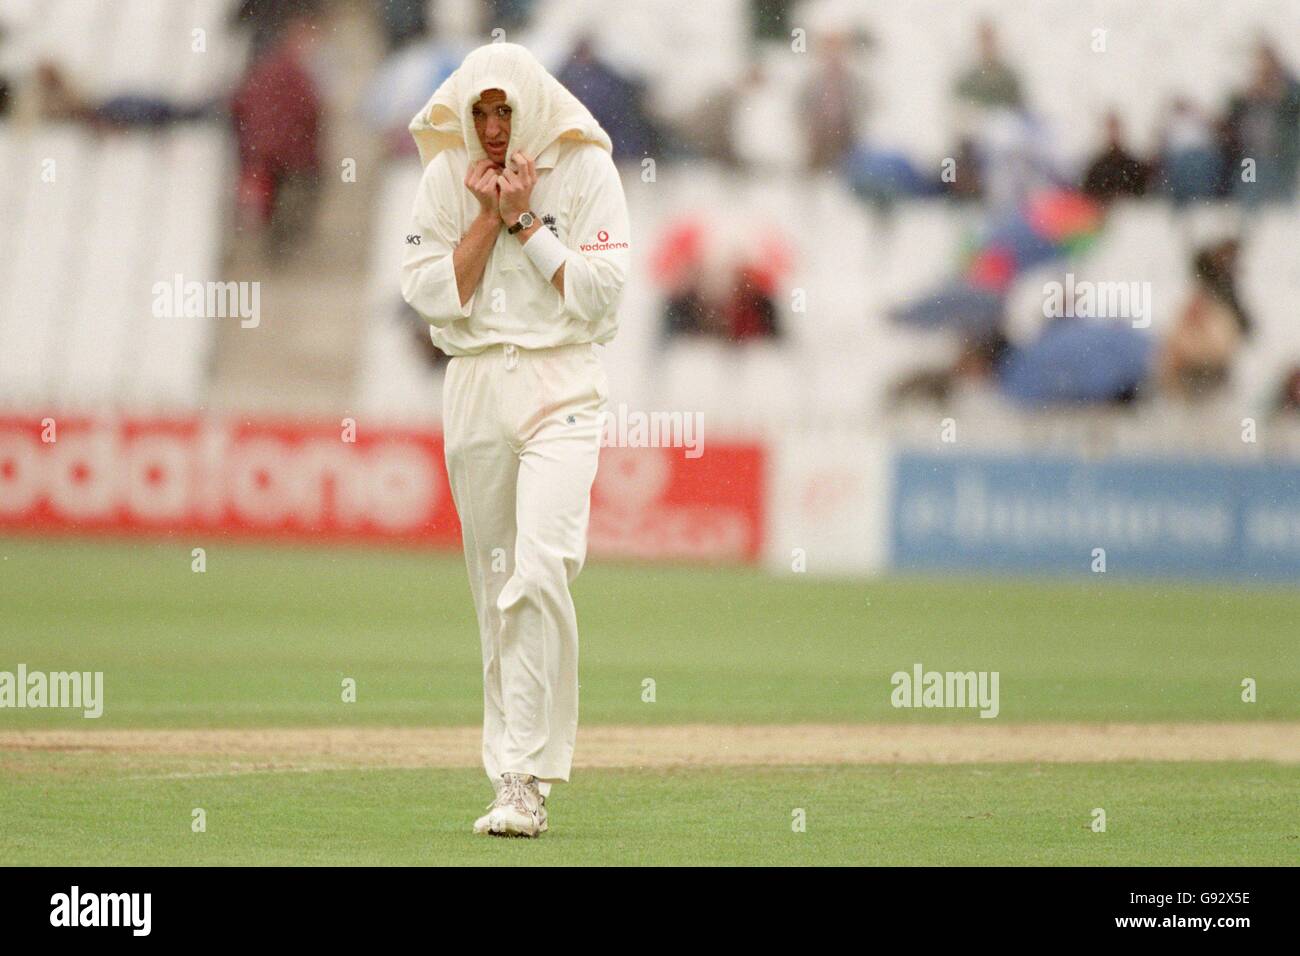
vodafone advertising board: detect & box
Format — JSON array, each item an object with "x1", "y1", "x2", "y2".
[{"x1": 0, "y1": 416, "x2": 764, "y2": 562}]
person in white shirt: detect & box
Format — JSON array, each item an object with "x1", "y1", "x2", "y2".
[{"x1": 401, "y1": 42, "x2": 630, "y2": 838}]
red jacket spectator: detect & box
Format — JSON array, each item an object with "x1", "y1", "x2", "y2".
[{"x1": 231, "y1": 18, "x2": 322, "y2": 223}]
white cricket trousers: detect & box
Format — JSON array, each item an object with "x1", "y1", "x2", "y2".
[{"x1": 443, "y1": 341, "x2": 608, "y2": 793}]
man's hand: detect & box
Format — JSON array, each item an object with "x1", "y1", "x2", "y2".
[
  {"x1": 451, "y1": 159, "x2": 507, "y2": 307},
  {"x1": 465, "y1": 158, "x2": 501, "y2": 217},
  {"x1": 497, "y1": 151, "x2": 537, "y2": 226}
]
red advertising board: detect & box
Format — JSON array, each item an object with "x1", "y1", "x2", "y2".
[
  {"x1": 590, "y1": 444, "x2": 764, "y2": 561},
  {"x1": 0, "y1": 415, "x2": 764, "y2": 562}
]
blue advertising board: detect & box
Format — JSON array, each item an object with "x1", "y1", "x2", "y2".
[{"x1": 891, "y1": 452, "x2": 1300, "y2": 580}]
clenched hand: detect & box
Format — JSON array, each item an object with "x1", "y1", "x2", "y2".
[
  {"x1": 497, "y1": 152, "x2": 537, "y2": 225},
  {"x1": 465, "y1": 158, "x2": 501, "y2": 217}
]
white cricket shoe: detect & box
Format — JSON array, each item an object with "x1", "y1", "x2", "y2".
[{"x1": 472, "y1": 773, "x2": 547, "y2": 837}]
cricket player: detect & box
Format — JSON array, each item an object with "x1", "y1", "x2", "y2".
[{"x1": 401, "y1": 42, "x2": 630, "y2": 837}]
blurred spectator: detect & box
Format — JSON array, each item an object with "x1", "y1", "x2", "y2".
[
  {"x1": 0, "y1": 25, "x2": 10, "y2": 120},
  {"x1": 891, "y1": 321, "x2": 1152, "y2": 408},
  {"x1": 844, "y1": 140, "x2": 940, "y2": 212},
  {"x1": 662, "y1": 280, "x2": 716, "y2": 338},
  {"x1": 950, "y1": 22, "x2": 1050, "y2": 208},
  {"x1": 722, "y1": 265, "x2": 782, "y2": 341},
  {"x1": 725, "y1": 231, "x2": 792, "y2": 341},
  {"x1": 1082, "y1": 112, "x2": 1150, "y2": 201},
  {"x1": 675, "y1": 63, "x2": 765, "y2": 169},
  {"x1": 1223, "y1": 42, "x2": 1300, "y2": 204},
  {"x1": 999, "y1": 317, "x2": 1151, "y2": 405},
  {"x1": 485, "y1": 0, "x2": 538, "y2": 35},
  {"x1": 889, "y1": 334, "x2": 1008, "y2": 405},
  {"x1": 652, "y1": 218, "x2": 789, "y2": 343},
  {"x1": 800, "y1": 30, "x2": 866, "y2": 173},
  {"x1": 1157, "y1": 239, "x2": 1250, "y2": 399},
  {"x1": 231, "y1": 14, "x2": 324, "y2": 259},
  {"x1": 749, "y1": 0, "x2": 795, "y2": 45},
  {"x1": 231, "y1": 0, "x2": 323, "y2": 57},
  {"x1": 977, "y1": 108, "x2": 1065, "y2": 210},
  {"x1": 34, "y1": 63, "x2": 217, "y2": 129},
  {"x1": 556, "y1": 37, "x2": 661, "y2": 161},
  {"x1": 954, "y1": 20, "x2": 1023, "y2": 111},
  {"x1": 942, "y1": 136, "x2": 984, "y2": 202},
  {"x1": 661, "y1": 267, "x2": 783, "y2": 343},
  {"x1": 1154, "y1": 97, "x2": 1222, "y2": 205},
  {"x1": 363, "y1": 35, "x2": 463, "y2": 157},
  {"x1": 892, "y1": 188, "x2": 1105, "y2": 337},
  {"x1": 1272, "y1": 366, "x2": 1300, "y2": 415},
  {"x1": 377, "y1": 0, "x2": 429, "y2": 52},
  {"x1": 1191, "y1": 238, "x2": 1252, "y2": 336},
  {"x1": 654, "y1": 219, "x2": 716, "y2": 339}
]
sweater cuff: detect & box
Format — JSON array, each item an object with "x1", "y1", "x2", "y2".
[{"x1": 521, "y1": 225, "x2": 569, "y2": 282}]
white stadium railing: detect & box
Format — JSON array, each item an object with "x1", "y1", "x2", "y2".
[{"x1": 0, "y1": 0, "x2": 236, "y2": 414}]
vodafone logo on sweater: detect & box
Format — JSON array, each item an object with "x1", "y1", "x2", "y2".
[{"x1": 580, "y1": 229, "x2": 628, "y2": 252}]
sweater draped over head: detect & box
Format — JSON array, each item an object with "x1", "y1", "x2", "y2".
[{"x1": 408, "y1": 41, "x2": 611, "y2": 169}]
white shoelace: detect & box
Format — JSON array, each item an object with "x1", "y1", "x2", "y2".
[{"x1": 497, "y1": 774, "x2": 534, "y2": 814}]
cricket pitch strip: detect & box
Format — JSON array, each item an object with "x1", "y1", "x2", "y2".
[{"x1": 1, "y1": 723, "x2": 1297, "y2": 778}]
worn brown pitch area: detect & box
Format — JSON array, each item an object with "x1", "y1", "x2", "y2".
[{"x1": 1, "y1": 722, "x2": 1297, "y2": 778}]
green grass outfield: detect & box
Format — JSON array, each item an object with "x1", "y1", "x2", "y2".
[
  {"x1": 3, "y1": 755, "x2": 1295, "y2": 866},
  {"x1": 1, "y1": 537, "x2": 1296, "y2": 866},
  {"x1": 1, "y1": 537, "x2": 1296, "y2": 727}
]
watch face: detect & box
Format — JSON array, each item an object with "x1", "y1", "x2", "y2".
[{"x1": 518, "y1": 212, "x2": 534, "y2": 228}]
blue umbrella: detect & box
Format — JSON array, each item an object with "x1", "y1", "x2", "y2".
[{"x1": 999, "y1": 318, "x2": 1154, "y2": 404}]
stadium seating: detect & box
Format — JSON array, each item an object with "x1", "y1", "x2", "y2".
[
  {"x1": 363, "y1": 165, "x2": 1299, "y2": 430},
  {"x1": 0, "y1": 0, "x2": 236, "y2": 413},
  {"x1": 355, "y1": 162, "x2": 443, "y2": 422},
  {"x1": 356, "y1": 0, "x2": 1300, "y2": 431},
  {"x1": 3, "y1": 0, "x2": 1297, "y2": 427}
]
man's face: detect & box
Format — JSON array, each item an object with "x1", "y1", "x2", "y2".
[{"x1": 472, "y1": 89, "x2": 511, "y2": 168}]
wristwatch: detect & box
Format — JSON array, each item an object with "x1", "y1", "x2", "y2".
[{"x1": 507, "y1": 211, "x2": 535, "y2": 235}]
